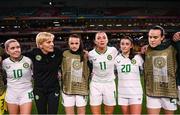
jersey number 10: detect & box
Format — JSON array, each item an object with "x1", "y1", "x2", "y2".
[{"x1": 13, "y1": 69, "x2": 23, "y2": 79}]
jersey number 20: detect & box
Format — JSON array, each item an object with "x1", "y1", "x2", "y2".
[{"x1": 121, "y1": 64, "x2": 131, "y2": 73}]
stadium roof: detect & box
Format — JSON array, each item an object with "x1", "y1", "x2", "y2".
[{"x1": 0, "y1": 0, "x2": 179, "y2": 8}]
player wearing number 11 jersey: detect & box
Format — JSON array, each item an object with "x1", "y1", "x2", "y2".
[
  {"x1": 88, "y1": 31, "x2": 118, "y2": 114},
  {"x1": 89, "y1": 46, "x2": 118, "y2": 82}
]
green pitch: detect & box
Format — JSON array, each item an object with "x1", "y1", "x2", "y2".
[
  {"x1": 31, "y1": 97, "x2": 180, "y2": 114},
  {"x1": 31, "y1": 77, "x2": 180, "y2": 114}
]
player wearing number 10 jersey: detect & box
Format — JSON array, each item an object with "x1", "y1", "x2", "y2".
[
  {"x1": 2, "y1": 39, "x2": 33, "y2": 114},
  {"x1": 2, "y1": 56, "x2": 32, "y2": 90}
]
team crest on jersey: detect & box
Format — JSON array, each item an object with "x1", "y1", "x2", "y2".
[
  {"x1": 72, "y1": 60, "x2": 81, "y2": 70},
  {"x1": 23, "y1": 63, "x2": 30, "y2": 68},
  {"x1": 107, "y1": 55, "x2": 112, "y2": 60},
  {"x1": 131, "y1": 59, "x2": 136, "y2": 64},
  {"x1": 35, "y1": 55, "x2": 42, "y2": 61},
  {"x1": 154, "y1": 56, "x2": 166, "y2": 68}
]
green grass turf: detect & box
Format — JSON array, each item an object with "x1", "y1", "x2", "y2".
[
  {"x1": 31, "y1": 97, "x2": 180, "y2": 114},
  {"x1": 3, "y1": 76, "x2": 179, "y2": 114},
  {"x1": 30, "y1": 77, "x2": 180, "y2": 114}
]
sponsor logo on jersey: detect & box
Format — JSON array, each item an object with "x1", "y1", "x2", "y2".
[
  {"x1": 23, "y1": 62, "x2": 30, "y2": 68},
  {"x1": 55, "y1": 92, "x2": 59, "y2": 97},
  {"x1": 131, "y1": 59, "x2": 136, "y2": 64},
  {"x1": 35, "y1": 55, "x2": 42, "y2": 61},
  {"x1": 107, "y1": 55, "x2": 112, "y2": 60},
  {"x1": 92, "y1": 58, "x2": 96, "y2": 61},
  {"x1": 35, "y1": 95, "x2": 39, "y2": 100},
  {"x1": 51, "y1": 54, "x2": 55, "y2": 58},
  {"x1": 117, "y1": 60, "x2": 120, "y2": 63},
  {"x1": 5, "y1": 65, "x2": 10, "y2": 69}
]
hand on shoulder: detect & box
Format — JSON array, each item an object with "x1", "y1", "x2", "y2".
[
  {"x1": 140, "y1": 45, "x2": 148, "y2": 54},
  {"x1": 173, "y1": 32, "x2": 180, "y2": 42}
]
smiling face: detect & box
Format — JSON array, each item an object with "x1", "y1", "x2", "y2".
[
  {"x1": 5, "y1": 40, "x2": 21, "y2": 60},
  {"x1": 148, "y1": 29, "x2": 164, "y2": 48},
  {"x1": 120, "y1": 38, "x2": 133, "y2": 54},
  {"x1": 94, "y1": 32, "x2": 108, "y2": 49},
  {"x1": 68, "y1": 37, "x2": 80, "y2": 52}
]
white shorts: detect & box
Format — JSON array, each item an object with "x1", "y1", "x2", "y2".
[
  {"x1": 5, "y1": 87, "x2": 33, "y2": 105},
  {"x1": 118, "y1": 97, "x2": 142, "y2": 105},
  {"x1": 178, "y1": 86, "x2": 180, "y2": 105},
  {"x1": 62, "y1": 92, "x2": 87, "y2": 107},
  {"x1": 146, "y1": 96, "x2": 177, "y2": 111},
  {"x1": 90, "y1": 81, "x2": 116, "y2": 106}
]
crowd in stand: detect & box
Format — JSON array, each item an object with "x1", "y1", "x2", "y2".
[{"x1": 0, "y1": 25, "x2": 180, "y2": 114}]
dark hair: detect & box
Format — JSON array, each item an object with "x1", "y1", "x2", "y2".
[
  {"x1": 120, "y1": 36, "x2": 136, "y2": 60},
  {"x1": 68, "y1": 34, "x2": 84, "y2": 62},
  {"x1": 150, "y1": 25, "x2": 165, "y2": 37}
]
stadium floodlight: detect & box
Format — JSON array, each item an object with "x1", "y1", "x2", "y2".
[
  {"x1": 107, "y1": 24, "x2": 112, "y2": 27},
  {"x1": 89, "y1": 24, "x2": 95, "y2": 27},
  {"x1": 116, "y1": 24, "x2": 122, "y2": 27},
  {"x1": 53, "y1": 21, "x2": 59, "y2": 24},
  {"x1": 98, "y1": 24, "x2": 103, "y2": 27}
]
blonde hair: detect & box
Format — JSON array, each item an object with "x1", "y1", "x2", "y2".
[
  {"x1": 4, "y1": 39, "x2": 19, "y2": 51},
  {"x1": 36, "y1": 32, "x2": 54, "y2": 48}
]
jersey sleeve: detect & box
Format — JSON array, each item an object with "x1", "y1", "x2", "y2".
[
  {"x1": 54, "y1": 47, "x2": 63, "y2": 66},
  {"x1": 2, "y1": 60, "x2": 6, "y2": 70},
  {"x1": 136, "y1": 54, "x2": 144, "y2": 70},
  {"x1": 88, "y1": 51, "x2": 93, "y2": 62},
  {"x1": 114, "y1": 54, "x2": 119, "y2": 65},
  {"x1": 113, "y1": 47, "x2": 118, "y2": 58}
]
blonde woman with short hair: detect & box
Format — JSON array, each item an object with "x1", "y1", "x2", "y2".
[{"x1": 24, "y1": 32, "x2": 63, "y2": 114}]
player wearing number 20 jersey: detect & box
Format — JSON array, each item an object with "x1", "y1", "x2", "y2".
[
  {"x1": 115, "y1": 54, "x2": 144, "y2": 98},
  {"x1": 88, "y1": 46, "x2": 118, "y2": 82}
]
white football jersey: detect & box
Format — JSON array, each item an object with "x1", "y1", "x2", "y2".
[
  {"x1": 2, "y1": 56, "x2": 33, "y2": 89},
  {"x1": 89, "y1": 46, "x2": 118, "y2": 82},
  {"x1": 115, "y1": 54, "x2": 144, "y2": 98}
]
